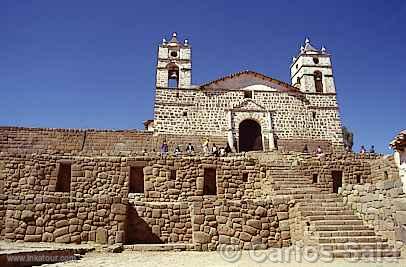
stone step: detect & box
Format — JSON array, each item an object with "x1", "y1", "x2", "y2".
[
  {"x1": 274, "y1": 189, "x2": 321, "y2": 194},
  {"x1": 328, "y1": 249, "x2": 400, "y2": 258},
  {"x1": 297, "y1": 200, "x2": 344, "y2": 206},
  {"x1": 314, "y1": 224, "x2": 373, "y2": 231},
  {"x1": 123, "y1": 243, "x2": 194, "y2": 251},
  {"x1": 299, "y1": 206, "x2": 350, "y2": 212},
  {"x1": 276, "y1": 184, "x2": 317, "y2": 188},
  {"x1": 317, "y1": 236, "x2": 386, "y2": 244},
  {"x1": 317, "y1": 230, "x2": 377, "y2": 237},
  {"x1": 320, "y1": 242, "x2": 391, "y2": 251},
  {"x1": 312, "y1": 219, "x2": 364, "y2": 226},
  {"x1": 308, "y1": 215, "x2": 360, "y2": 221},
  {"x1": 301, "y1": 210, "x2": 355, "y2": 216}
]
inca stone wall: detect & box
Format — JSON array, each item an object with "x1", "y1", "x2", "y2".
[
  {"x1": 154, "y1": 87, "x2": 343, "y2": 152},
  {"x1": 340, "y1": 180, "x2": 406, "y2": 243},
  {"x1": 370, "y1": 156, "x2": 400, "y2": 183},
  {"x1": 2, "y1": 194, "x2": 127, "y2": 244},
  {"x1": 0, "y1": 127, "x2": 227, "y2": 156},
  {"x1": 191, "y1": 198, "x2": 293, "y2": 251},
  {"x1": 131, "y1": 157, "x2": 263, "y2": 202},
  {"x1": 298, "y1": 153, "x2": 379, "y2": 192},
  {"x1": 128, "y1": 201, "x2": 193, "y2": 244}
]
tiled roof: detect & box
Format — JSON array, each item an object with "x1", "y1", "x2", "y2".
[{"x1": 199, "y1": 70, "x2": 302, "y2": 95}]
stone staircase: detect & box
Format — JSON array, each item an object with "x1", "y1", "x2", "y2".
[{"x1": 258, "y1": 152, "x2": 401, "y2": 258}]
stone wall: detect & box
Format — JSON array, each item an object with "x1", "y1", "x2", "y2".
[
  {"x1": 0, "y1": 127, "x2": 227, "y2": 156},
  {"x1": 154, "y1": 86, "x2": 343, "y2": 151},
  {"x1": 2, "y1": 194, "x2": 127, "y2": 244},
  {"x1": 298, "y1": 153, "x2": 378, "y2": 192},
  {"x1": 135, "y1": 157, "x2": 263, "y2": 202},
  {"x1": 340, "y1": 180, "x2": 406, "y2": 243},
  {"x1": 0, "y1": 194, "x2": 6, "y2": 238},
  {"x1": 191, "y1": 197, "x2": 292, "y2": 251},
  {"x1": 0, "y1": 154, "x2": 129, "y2": 198},
  {"x1": 129, "y1": 201, "x2": 193, "y2": 244},
  {"x1": 370, "y1": 156, "x2": 400, "y2": 183},
  {"x1": 0, "y1": 154, "x2": 263, "y2": 201}
]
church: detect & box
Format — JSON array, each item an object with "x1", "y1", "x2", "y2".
[{"x1": 150, "y1": 33, "x2": 344, "y2": 153}]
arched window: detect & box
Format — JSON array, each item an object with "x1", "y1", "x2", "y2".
[
  {"x1": 167, "y1": 63, "x2": 179, "y2": 88},
  {"x1": 314, "y1": 71, "x2": 323, "y2": 93}
]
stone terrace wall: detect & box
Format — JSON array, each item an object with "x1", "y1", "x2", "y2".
[
  {"x1": 2, "y1": 194, "x2": 127, "y2": 244},
  {"x1": 134, "y1": 156, "x2": 263, "y2": 202},
  {"x1": 0, "y1": 154, "x2": 263, "y2": 201},
  {"x1": 298, "y1": 153, "x2": 379, "y2": 192},
  {"x1": 277, "y1": 139, "x2": 333, "y2": 154},
  {"x1": 0, "y1": 127, "x2": 84, "y2": 154},
  {"x1": 191, "y1": 197, "x2": 292, "y2": 251},
  {"x1": 340, "y1": 180, "x2": 406, "y2": 243},
  {"x1": 129, "y1": 201, "x2": 193, "y2": 244},
  {"x1": 370, "y1": 156, "x2": 400, "y2": 183},
  {"x1": 0, "y1": 194, "x2": 6, "y2": 238},
  {"x1": 0, "y1": 127, "x2": 226, "y2": 156},
  {"x1": 0, "y1": 154, "x2": 129, "y2": 198}
]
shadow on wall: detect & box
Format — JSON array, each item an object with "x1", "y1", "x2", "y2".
[{"x1": 126, "y1": 206, "x2": 163, "y2": 244}]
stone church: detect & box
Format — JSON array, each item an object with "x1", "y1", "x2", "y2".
[{"x1": 152, "y1": 33, "x2": 344, "y2": 153}]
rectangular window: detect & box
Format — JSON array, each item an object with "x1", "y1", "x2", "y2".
[
  {"x1": 56, "y1": 163, "x2": 71, "y2": 192},
  {"x1": 244, "y1": 91, "x2": 252, "y2": 99},
  {"x1": 332, "y1": 171, "x2": 343, "y2": 193},
  {"x1": 242, "y1": 173, "x2": 248, "y2": 182},
  {"x1": 312, "y1": 174, "x2": 318, "y2": 184},
  {"x1": 129, "y1": 167, "x2": 144, "y2": 193},
  {"x1": 0, "y1": 179, "x2": 4, "y2": 194},
  {"x1": 203, "y1": 168, "x2": 217, "y2": 195},
  {"x1": 356, "y1": 175, "x2": 362, "y2": 184},
  {"x1": 170, "y1": 169, "x2": 176, "y2": 180}
]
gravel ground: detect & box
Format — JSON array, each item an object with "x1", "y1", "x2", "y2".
[{"x1": 44, "y1": 250, "x2": 406, "y2": 267}]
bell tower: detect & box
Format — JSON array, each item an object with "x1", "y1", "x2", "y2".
[
  {"x1": 290, "y1": 38, "x2": 336, "y2": 94},
  {"x1": 156, "y1": 32, "x2": 192, "y2": 88}
]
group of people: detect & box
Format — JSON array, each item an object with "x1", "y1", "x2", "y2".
[
  {"x1": 202, "y1": 139, "x2": 232, "y2": 157},
  {"x1": 160, "y1": 139, "x2": 232, "y2": 158},
  {"x1": 302, "y1": 144, "x2": 377, "y2": 156},
  {"x1": 359, "y1": 145, "x2": 375, "y2": 154}
]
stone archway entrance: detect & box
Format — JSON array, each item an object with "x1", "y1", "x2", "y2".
[{"x1": 238, "y1": 119, "x2": 263, "y2": 152}]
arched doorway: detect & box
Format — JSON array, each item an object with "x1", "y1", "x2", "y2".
[{"x1": 238, "y1": 119, "x2": 263, "y2": 152}]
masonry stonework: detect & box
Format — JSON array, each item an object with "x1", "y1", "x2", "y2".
[{"x1": 0, "y1": 33, "x2": 404, "y2": 258}]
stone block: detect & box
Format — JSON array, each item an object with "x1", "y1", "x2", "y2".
[
  {"x1": 152, "y1": 225, "x2": 160, "y2": 236},
  {"x1": 242, "y1": 225, "x2": 257, "y2": 235},
  {"x1": 42, "y1": 232, "x2": 54, "y2": 242},
  {"x1": 246, "y1": 219, "x2": 261, "y2": 229},
  {"x1": 55, "y1": 220, "x2": 69, "y2": 228},
  {"x1": 193, "y1": 231, "x2": 211, "y2": 243},
  {"x1": 277, "y1": 212, "x2": 289, "y2": 220},
  {"x1": 218, "y1": 225, "x2": 234, "y2": 236},
  {"x1": 21, "y1": 210, "x2": 34, "y2": 221},
  {"x1": 395, "y1": 211, "x2": 406, "y2": 225},
  {"x1": 279, "y1": 220, "x2": 290, "y2": 231},
  {"x1": 254, "y1": 206, "x2": 267, "y2": 217},
  {"x1": 115, "y1": 231, "x2": 125, "y2": 243},
  {"x1": 111, "y1": 203, "x2": 127, "y2": 215},
  {"x1": 54, "y1": 226, "x2": 69, "y2": 237},
  {"x1": 239, "y1": 232, "x2": 252, "y2": 242},
  {"x1": 24, "y1": 235, "x2": 42, "y2": 242},
  {"x1": 152, "y1": 209, "x2": 161, "y2": 218},
  {"x1": 218, "y1": 235, "x2": 230, "y2": 244},
  {"x1": 96, "y1": 229, "x2": 108, "y2": 244},
  {"x1": 55, "y1": 234, "x2": 71, "y2": 243},
  {"x1": 394, "y1": 199, "x2": 406, "y2": 211}
]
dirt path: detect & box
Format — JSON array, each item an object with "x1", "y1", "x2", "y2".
[{"x1": 45, "y1": 250, "x2": 406, "y2": 267}]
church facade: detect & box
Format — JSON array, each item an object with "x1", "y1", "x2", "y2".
[{"x1": 152, "y1": 33, "x2": 344, "y2": 152}]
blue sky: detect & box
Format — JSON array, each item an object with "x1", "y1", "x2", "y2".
[{"x1": 0, "y1": 1, "x2": 405, "y2": 153}]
